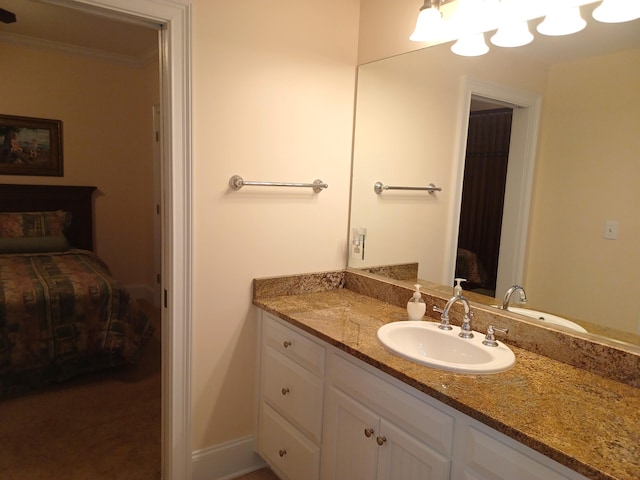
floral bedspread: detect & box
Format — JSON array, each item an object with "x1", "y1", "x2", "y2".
[{"x1": 0, "y1": 249, "x2": 153, "y2": 395}]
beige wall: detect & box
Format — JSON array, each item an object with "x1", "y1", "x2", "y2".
[
  {"x1": 190, "y1": 0, "x2": 360, "y2": 450},
  {"x1": 0, "y1": 43, "x2": 158, "y2": 295},
  {"x1": 358, "y1": 0, "x2": 423, "y2": 64},
  {"x1": 525, "y1": 48, "x2": 640, "y2": 333}
]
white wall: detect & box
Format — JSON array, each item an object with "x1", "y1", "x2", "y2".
[{"x1": 190, "y1": 0, "x2": 360, "y2": 453}]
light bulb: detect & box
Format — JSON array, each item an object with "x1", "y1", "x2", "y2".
[
  {"x1": 537, "y1": 6, "x2": 586, "y2": 36},
  {"x1": 451, "y1": 33, "x2": 490, "y2": 56},
  {"x1": 491, "y1": 20, "x2": 534, "y2": 47},
  {"x1": 593, "y1": 0, "x2": 640, "y2": 23},
  {"x1": 410, "y1": 6, "x2": 444, "y2": 42}
]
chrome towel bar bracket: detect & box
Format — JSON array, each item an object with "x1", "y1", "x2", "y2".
[
  {"x1": 374, "y1": 181, "x2": 442, "y2": 194},
  {"x1": 229, "y1": 175, "x2": 328, "y2": 193}
]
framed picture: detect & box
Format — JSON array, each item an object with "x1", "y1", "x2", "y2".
[{"x1": 0, "y1": 114, "x2": 63, "y2": 177}]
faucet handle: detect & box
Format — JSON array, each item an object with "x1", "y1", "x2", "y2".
[
  {"x1": 482, "y1": 325, "x2": 509, "y2": 347},
  {"x1": 433, "y1": 305, "x2": 453, "y2": 330},
  {"x1": 458, "y1": 312, "x2": 474, "y2": 339}
]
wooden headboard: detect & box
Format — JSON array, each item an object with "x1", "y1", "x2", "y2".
[{"x1": 0, "y1": 184, "x2": 97, "y2": 251}]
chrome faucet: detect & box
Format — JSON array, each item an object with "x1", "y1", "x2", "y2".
[
  {"x1": 437, "y1": 295, "x2": 474, "y2": 339},
  {"x1": 502, "y1": 285, "x2": 528, "y2": 310}
]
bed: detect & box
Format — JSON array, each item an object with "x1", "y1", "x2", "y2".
[{"x1": 0, "y1": 184, "x2": 154, "y2": 396}]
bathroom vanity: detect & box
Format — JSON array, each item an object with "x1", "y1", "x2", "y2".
[{"x1": 253, "y1": 271, "x2": 640, "y2": 480}]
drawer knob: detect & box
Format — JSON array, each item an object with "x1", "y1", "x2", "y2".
[
  {"x1": 283, "y1": 340, "x2": 292, "y2": 348},
  {"x1": 281, "y1": 387, "x2": 290, "y2": 396},
  {"x1": 376, "y1": 436, "x2": 387, "y2": 446},
  {"x1": 364, "y1": 428, "x2": 374, "y2": 438},
  {"x1": 278, "y1": 449, "x2": 287, "y2": 458}
]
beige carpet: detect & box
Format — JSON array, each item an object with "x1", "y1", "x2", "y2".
[
  {"x1": 0, "y1": 302, "x2": 161, "y2": 480},
  {"x1": 234, "y1": 467, "x2": 280, "y2": 480}
]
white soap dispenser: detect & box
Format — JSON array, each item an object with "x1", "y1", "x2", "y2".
[
  {"x1": 407, "y1": 284, "x2": 426, "y2": 320},
  {"x1": 454, "y1": 278, "x2": 466, "y2": 297}
]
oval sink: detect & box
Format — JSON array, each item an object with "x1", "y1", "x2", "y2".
[
  {"x1": 500, "y1": 307, "x2": 587, "y2": 333},
  {"x1": 376, "y1": 321, "x2": 515, "y2": 374}
]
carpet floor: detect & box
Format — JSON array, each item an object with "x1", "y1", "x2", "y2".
[
  {"x1": 0, "y1": 302, "x2": 161, "y2": 480},
  {"x1": 234, "y1": 467, "x2": 280, "y2": 480}
]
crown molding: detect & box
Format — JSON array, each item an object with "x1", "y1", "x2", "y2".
[{"x1": 0, "y1": 31, "x2": 156, "y2": 67}]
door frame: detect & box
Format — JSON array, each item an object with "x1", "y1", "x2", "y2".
[
  {"x1": 66, "y1": 1, "x2": 193, "y2": 478},
  {"x1": 447, "y1": 77, "x2": 541, "y2": 297}
]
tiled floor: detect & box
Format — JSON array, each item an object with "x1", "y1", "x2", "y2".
[{"x1": 233, "y1": 467, "x2": 280, "y2": 480}]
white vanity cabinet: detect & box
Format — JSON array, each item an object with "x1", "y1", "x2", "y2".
[
  {"x1": 257, "y1": 313, "x2": 326, "y2": 480},
  {"x1": 451, "y1": 419, "x2": 587, "y2": 480},
  {"x1": 322, "y1": 353, "x2": 453, "y2": 480},
  {"x1": 257, "y1": 311, "x2": 589, "y2": 480}
]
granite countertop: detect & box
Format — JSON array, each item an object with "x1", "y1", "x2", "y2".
[{"x1": 254, "y1": 288, "x2": 640, "y2": 480}]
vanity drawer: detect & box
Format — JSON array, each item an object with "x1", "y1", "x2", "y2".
[
  {"x1": 263, "y1": 313, "x2": 325, "y2": 375},
  {"x1": 258, "y1": 403, "x2": 320, "y2": 480},
  {"x1": 262, "y1": 345, "x2": 324, "y2": 442}
]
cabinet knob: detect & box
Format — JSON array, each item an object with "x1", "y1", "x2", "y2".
[
  {"x1": 364, "y1": 428, "x2": 374, "y2": 438},
  {"x1": 376, "y1": 436, "x2": 387, "y2": 446},
  {"x1": 278, "y1": 449, "x2": 287, "y2": 458},
  {"x1": 281, "y1": 387, "x2": 290, "y2": 396},
  {"x1": 283, "y1": 340, "x2": 292, "y2": 348}
]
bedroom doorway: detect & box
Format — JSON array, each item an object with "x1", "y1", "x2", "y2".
[
  {"x1": 70, "y1": 1, "x2": 193, "y2": 478},
  {"x1": 0, "y1": 0, "x2": 192, "y2": 479}
]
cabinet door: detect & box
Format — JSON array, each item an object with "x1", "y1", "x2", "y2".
[
  {"x1": 457, "y1": 424, "x2": 583, "y2": 480},
  {"x1": 321, "y1": 386, "x2": 379, "y2": 480},
  {"x1": 377, "y1": 419, "x2": 450, "y2": 480}
]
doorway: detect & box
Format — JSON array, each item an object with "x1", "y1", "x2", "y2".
[
  {"x1": 456, "y1": 102, "x2": 514, "y2": 297},
  {"x1": 448, "y1": 78, "x2": 542, "y2": 300},
  {"x1": 55, "y1": 1, "x2": 193, "y2": 479}
]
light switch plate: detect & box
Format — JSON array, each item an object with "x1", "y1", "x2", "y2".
[{"x1": 604, "y1": 220, "x2": 618, "y2": 240}]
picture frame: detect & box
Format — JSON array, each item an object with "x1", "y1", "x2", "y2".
[{"x1": 0, "y1": 114, "x2": 63, "y2": 177}]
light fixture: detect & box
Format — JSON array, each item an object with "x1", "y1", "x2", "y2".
[
  {"x1": 451, "y1": 0, "x2": 491, "y2": 39},
  {"x1": 491, "y1": 20, "x2": 534, "y2": 47},
  {"x1": 410, "y1": 0, "x2": 444, "y2": 42},
  {"x1": 408, "y1": 0, "x2": 632, "y2": 57},
  {"x1": 537, "y1": 5, "x2": 587, "y2": 36},
  {"x1": 490, "y1": 0, "x2": 534, "y2": 48},
  {"x1": 451, "y1": 33, "x2": 490, "y2": 56},
  {"x1": 592, "y1": 0, "x2": 640, "y2": 23}
]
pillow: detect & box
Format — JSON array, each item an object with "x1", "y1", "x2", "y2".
[
  {"x1": 0, "y1": 210, "x2": 71, "y2": 238},
  {"x1": 0, "y1": 235, "x2": 71, "y2": 254}
]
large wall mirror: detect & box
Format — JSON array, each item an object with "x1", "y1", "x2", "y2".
[{"x1": 347, "y1": 3, "x2": 640, "y2": 351}]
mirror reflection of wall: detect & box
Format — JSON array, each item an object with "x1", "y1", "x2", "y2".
[{"x1": 348, "y1": 12, "x2": 640, "y2": 344}]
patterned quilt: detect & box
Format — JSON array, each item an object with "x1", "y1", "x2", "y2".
[{"x1": 0, "y1": 249, "x2": 154, "y2": 395}]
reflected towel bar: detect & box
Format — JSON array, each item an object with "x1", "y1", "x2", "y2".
[
  {"x1": 229, "y1": 175, "x2": 328, "y2": 193},
  {"x1": 374, "y1": 181, "x2": 442, "y2": 194}
]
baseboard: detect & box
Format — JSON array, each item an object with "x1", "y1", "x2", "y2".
[
  {"x1": 192, "y1": 435, "x2": 266, "y2": 480},
  {"x1": 125, "y1": 284, "x2": 155, "y2": 304}
]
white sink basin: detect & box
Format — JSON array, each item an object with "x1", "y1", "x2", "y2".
[
  {"x1": 376, "y1": 321, "x2": 515, "y2": 374},
  {"x1": 501, "y1": 307, "x2": 587, "y2": 333}
]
